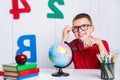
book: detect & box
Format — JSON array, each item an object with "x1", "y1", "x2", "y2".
[
  {"x1": 3, "y1": 62, "x2": 37, "y2": 72},
  {"x1": 4, "y1": 68, "x2": 39, "y2": 76},
  {"x1": 4, "y1": 73, "x2": 39, "y2": 80},
  {"x1": 0, "y1": 71, "x2": 4, "y2": 76}
]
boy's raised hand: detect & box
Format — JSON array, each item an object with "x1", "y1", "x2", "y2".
[{"x1": 62, "y1": 25, "x2": 72, "y2": 42}]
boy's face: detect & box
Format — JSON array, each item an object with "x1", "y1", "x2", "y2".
[{"x1": 72, "y1": 18, "x2": 94, "y2": 41}]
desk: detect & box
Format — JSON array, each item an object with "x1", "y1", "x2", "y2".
[
  {"x1": 25, "y1": 69, "x2": 101, "y2": 80},
  {"x1": 0, "y1": 68, "x2": 120, "y2": 80},
  {"x1": 0, "y1": 54, "x2": 120, "y2": 80}
]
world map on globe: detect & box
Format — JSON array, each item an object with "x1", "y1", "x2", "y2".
[{"x1": 49, "y1": 42, "x2": 73, "y2": 68}]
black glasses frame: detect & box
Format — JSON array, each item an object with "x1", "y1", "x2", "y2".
[{"x1": 72, "y1": 24, "x2": 92, "y2": 33}]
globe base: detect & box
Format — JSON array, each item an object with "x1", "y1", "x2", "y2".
[{"x1": 52, "y1": 68, "x2": 69, "y2": 77}]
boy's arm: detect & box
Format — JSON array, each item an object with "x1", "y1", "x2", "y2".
[
  {"x1": 62, "y1": 26, "x2": 72, "y2": 42},
  {"x1": 83, "y1": 37, "x2": 109, "y2": 55},
  {"x1": 96, "y1": 40, "x2": 109, "y2": 55}
]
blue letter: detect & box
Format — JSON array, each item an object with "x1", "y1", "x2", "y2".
[{"x1": 16, "y1": 34, "x2": 37, "y2": 62}]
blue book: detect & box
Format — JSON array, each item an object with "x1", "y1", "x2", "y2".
[{"x1": 4, "y1": 73, "x2": 39, "y2": 80}]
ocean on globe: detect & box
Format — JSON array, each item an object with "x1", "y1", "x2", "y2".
[{"x1": 49, "y1": 42, "x2": 73, "y2": 68}]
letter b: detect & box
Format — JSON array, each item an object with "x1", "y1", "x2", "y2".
[{"x1": 16, "y1": 34, "x2": 37, "y2": 62}]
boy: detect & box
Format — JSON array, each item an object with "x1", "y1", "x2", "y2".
[{"x1": 62, "y1": 13, "x2": 109, "y2": 69}]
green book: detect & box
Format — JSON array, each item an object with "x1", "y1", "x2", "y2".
[{"x1": 3, "y1": 62, "x2": 37, "y2": 72}]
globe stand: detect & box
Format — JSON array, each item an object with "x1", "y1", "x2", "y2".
[{"x1": 52, "y1": 68, "x2": 69, "y2": 77}]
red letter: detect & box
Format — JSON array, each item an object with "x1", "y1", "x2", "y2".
[{"x1": 10, "y1": 0, "x2": 31, "y2": 19}]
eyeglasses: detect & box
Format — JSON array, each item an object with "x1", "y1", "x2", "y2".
[{"x1": 72, "y1": 24, "x2": 92, "y2": 33}]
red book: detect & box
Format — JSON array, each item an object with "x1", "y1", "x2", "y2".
[
  {"x1": 0, "y1": 71, "x2": 4, "y2": 76},
  {"x1": 4, "y1": 68, "x2": 39, "y2": 77},
  {"x1": 19, "y1": 68, "x2": 39, "y2": 76}
]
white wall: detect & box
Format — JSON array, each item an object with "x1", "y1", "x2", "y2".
[{"x1": 0, "y1": 0, "x2": 120, "y2": 68}]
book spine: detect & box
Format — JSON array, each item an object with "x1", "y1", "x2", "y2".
[
  {"x1": 18, "y1": 73, "x2": 39, "y2": 80},
  {"x1": 19, "y1": 68, "x2": 39, "y2": 76},
  {"x1": 18, "y1": 63, "x2": 37, "y2": 71},
  {"x1": 0, "y1": 71, "x2": 4, "y2": 76}
]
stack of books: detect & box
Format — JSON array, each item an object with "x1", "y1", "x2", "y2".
[{"x1": 3, "y1": 62, "x2": 39, "y2": 80}]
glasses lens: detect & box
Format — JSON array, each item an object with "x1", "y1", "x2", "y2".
[
  {"x1": 80, "y1": 24, "x2": 91, "y2": 31},
  {"x1": 80, "y1": 24, "x2": 89, "y2": 30},
  {"x1": 72, "y1": 27, "x2": 79, "y2": 33}
]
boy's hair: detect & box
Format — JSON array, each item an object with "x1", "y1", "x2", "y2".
[{"x1": 73, "y1": 13, "x2": 93, "y2": 25}]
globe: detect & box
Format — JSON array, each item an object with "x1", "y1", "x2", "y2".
[{"x1": 49, "y1": 41, "x2": 73, "y2": 76}]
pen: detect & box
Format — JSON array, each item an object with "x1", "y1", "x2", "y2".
[
  {"x1": 107, "y1": 57, "x2": 114, "y2": 77},
  {"x1": 96, "y1": 54, "x2": 103, "y2": 63},
  {"x1": 111, "y1": 54, "x2": 117, "y2": 63},
  {"x1": 107, "y1": 56, "x2": 110, "y2": 63},
  {"x1": 103, "y1": 55, "x2": 107, "y2": 63}
]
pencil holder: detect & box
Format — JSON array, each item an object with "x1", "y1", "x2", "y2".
[{"x1": 101, "y1": 63, "x2": 114, "y2": 79}]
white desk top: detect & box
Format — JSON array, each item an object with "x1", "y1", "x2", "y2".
[
  {"x1": 28, "y1": 69, "x2": 101, "y2": 80},
  {"x1": 0, "y1": 54, "x2": 120, "y2": 80},
  {"x1": 0, "y1": 68, "x2": 120, "y2": 80}
]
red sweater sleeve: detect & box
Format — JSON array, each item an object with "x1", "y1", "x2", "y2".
[{"x1": 102, "y1": 40, "x2": 110, "y2": 54}]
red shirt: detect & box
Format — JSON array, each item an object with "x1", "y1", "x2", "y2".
[{"x1": 69, "y1": 39, "x2": 110, "y2": 69}]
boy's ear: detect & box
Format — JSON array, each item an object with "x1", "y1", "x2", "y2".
[{"x1": 90, "y1": 25, "x2": 95, "y2": 32}]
